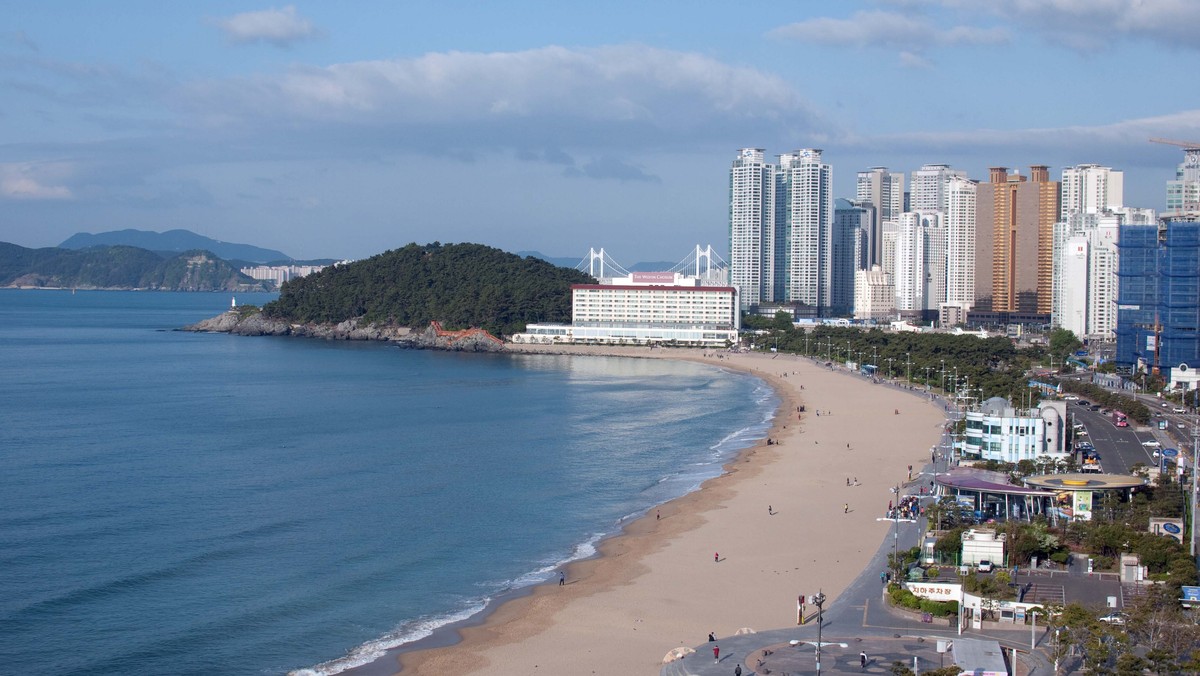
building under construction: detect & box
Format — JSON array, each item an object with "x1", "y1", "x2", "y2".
[
  {"x1": 1114, "y1": 218, "x2": 1200, "y2": 387},
  {"x1": 1114, "y1": 141, "x2": 1200, "y2": 388}
]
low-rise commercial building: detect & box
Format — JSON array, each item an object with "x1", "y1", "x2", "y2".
[{"x1": 958, "y1": 397, "x2": 1068, "y2": 464}]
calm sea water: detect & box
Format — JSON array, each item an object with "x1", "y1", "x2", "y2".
[{"x1": 0, "y1": 290, "x2": 775, "y2": 676}]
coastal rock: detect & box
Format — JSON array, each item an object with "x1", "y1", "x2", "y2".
[
  {"x1": 402, "y1": 323, "x2": 506, "y2": 352},
  {"x1": 184, "y1": 311, "x2": 417, "y2": 342},
  {"x1": 185, "y1": 311, "x2": 508, "y2": 351}
]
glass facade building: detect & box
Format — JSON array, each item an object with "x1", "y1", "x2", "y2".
[{"x1": 1115, "y1": 220, "x2": 1200, "y2": 377}]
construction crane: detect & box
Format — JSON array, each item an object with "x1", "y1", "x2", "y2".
[{"x1": 1150, "y1": 137, "x2": 1200, "y2": 150}]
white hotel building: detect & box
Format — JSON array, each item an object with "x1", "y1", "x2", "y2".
[{"x1": 511, "y1": 272, "x2": 740, "y2": 347}]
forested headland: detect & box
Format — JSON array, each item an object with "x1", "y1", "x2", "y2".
[
  {"x1": 0, "y1": 242, "x2": 271, "y2": 292},
  {"x1": 263, "y1": 242, "x2": 594, "y2": 336}
]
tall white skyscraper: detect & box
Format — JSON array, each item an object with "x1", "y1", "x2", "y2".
[
  {"x1": 909, "y1": 164, "x2": 966, "y2": 213},
  {"x1": 777, "y1": 149, "x2": 833, "y2": 310},
  {"x1": 944, "y1": 176, "x2": 978, "y2": 312},
  {"x1": 894, "y1": 212, "x2": 946, "y2": 314},
  {"x1": 880, "y1": 220, "x2": 899, "y2": 281},
  {"x1": 1060, "y1": 164, "x2": 1124, "y2": 219},
  {"x1": 728, "y1": 148, "x2": 776, "y2": 308},
  {"x1": 856, "y1": 167, "x2": 903, "y2": 266}
]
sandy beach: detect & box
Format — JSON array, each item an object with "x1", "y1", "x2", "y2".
[{"x1": 392, "y1": 346, "x2": 947, "y2": 675}]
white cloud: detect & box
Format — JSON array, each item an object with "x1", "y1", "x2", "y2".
[
  {"x1": 894, "y1": 0, "x2": 1200, "y2": 51},
  {"x1": 768, "y1": 10, "x2": 1007, "y2": 49},
  {"x1": 0, "y1": 162, "x2": 74, "y2": 199},
  {"x1": 215, "y1": 5, "x2": 318, "y2": 47},
  {"x1": 563, "y1": 156, "x2": 660, "y2": 183},
  {"x1": 859, "y1": 108, "x2": 1200, "y2": 156},
  {"x1": 898, "y1": 51, "x2": 933, "y2": 69},
  {"x1": 177, "y1": 45, "x2": 825, "y2": 154}
]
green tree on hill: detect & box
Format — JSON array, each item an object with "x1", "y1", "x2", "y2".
[{"x1": 263, "y1": 242, "x2": 595, "y2": 336}]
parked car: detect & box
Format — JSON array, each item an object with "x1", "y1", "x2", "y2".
[
  {"x1": 1077, "y1": 400, "x2": 1090, "y2": 406},
  {"x1": 976, "y1": 560, "x2": 994, "y2": 573},
  {"x1": 1099, "y1": 612, "x2": 1128, "y2": 625}
]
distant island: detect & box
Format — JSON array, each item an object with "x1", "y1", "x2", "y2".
[
  {"x1": 186, "y1": 242, "x2": 595, "y2": 344},
  {"x1": 60, "y1": 228, "x2": 290, "y2": 264},
  {"x1": 0, "y1": 242, "x2": 273, "y2": 292}
]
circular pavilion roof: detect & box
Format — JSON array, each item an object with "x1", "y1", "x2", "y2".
[{"x1": 1024, "y1": 473, "x2": 1147, "y2": 491}]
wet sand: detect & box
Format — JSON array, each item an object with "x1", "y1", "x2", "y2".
[{"x1": 390, "y1": 346, "x2": 946, "y2": 674}]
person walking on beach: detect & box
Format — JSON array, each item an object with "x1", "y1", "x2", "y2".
[
  {"x1": 768, "y1": 505, "x2": 773, "y2": 515},
  {"x1": 714, "y1": 551, "x2": 719, "y2": 563},
  {"x1": 558, "y1": 571, "x2": 565, "y2": 586},
  {"x1": 708, "y1": 632, "x2": 716, "y2": 642},
  {"x1": 713, "y1": 644, "x2": 720, "y2": 663},
  {"x1": 844, "y1": 503, "x2": 849, "y2": 514},
  {"x1": 860, "y1": 650, "x2": 868, "y2": 669},
  {"x1": 735, "y1": 664, "x2": 742, "y2": 676}
]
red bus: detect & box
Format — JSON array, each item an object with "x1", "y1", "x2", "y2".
[{"x1": 1113, "y1": 410, "x2": 1129, "y2": 427}]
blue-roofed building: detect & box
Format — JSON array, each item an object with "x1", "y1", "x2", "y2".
[{"x1": 1114, "y1": 219, "x2": 1200, "y2": 389}]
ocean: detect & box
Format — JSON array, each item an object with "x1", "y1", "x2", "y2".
[{"x1": 0, "y1": 290, "x2": 776, "y2": 676}]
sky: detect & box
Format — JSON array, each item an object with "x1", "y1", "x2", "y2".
[{"x1": 3, "y1": 1, "x2": 1200, "y2": 264}]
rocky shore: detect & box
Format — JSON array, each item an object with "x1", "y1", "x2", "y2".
[{"x1": 184, "y1": 310, "x2": 505, "y2": 351}]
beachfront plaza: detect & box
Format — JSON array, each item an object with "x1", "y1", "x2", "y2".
[{"x1": 932, "y1": 467, "x2": 1147, "y2": 523}]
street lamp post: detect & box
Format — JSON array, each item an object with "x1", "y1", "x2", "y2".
[
  {"x1": 906, "y1": 353, "x2": 912, "y2": 383},
  {"x1": 887, "y1": 357, "x2": 895, "y2": 379},
  {"x1": 940, "y1": 359, "x2": 946, "y2": 393},
  {"x1": 813, "y1": 590, "x2": 826, "y2": 676},
  {"x1": 891, "y1": 484, "x2": 902, "y2": 582},
  {"x1": 924, "y1": 366, "x2": 932, "y2": 390}
]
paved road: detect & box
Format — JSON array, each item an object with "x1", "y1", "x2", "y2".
[{"x1": 1068, "y1": 402, "x2": 1159, "y2": 473}]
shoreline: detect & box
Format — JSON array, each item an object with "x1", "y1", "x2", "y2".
[{"x1": 339, "y1": 344, "x2": 947, "y2": 676}]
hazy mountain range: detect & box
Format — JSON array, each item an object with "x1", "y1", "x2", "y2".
[{"x1": 60, "y1": 229, "x2": 290, "y2": 264}]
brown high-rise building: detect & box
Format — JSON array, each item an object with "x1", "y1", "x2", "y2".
[{"x1": 975, "y1": 165, "x2": 1060, "y2": 313}]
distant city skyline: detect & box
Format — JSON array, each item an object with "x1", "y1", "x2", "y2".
[{"x1": 3, "y1": 1, "x2": 1200, "y2": 260}]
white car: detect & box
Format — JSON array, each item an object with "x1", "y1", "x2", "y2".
[
  {"x1": 1174, "y1": 407, "x2": 1188, "y2": 414},
  {"x1": 1063, "y1": 395, "x2": 1079, "y2": 400},
  {"x1": 1142, "y1": 440, "x2": 1161, "y2": 448},
  {"x1": 1099, "y1": 612, "x2": 1128, "y2": 625},
  {"x1": 976, "y1": 560, "x2": 994, "y2": 573}
]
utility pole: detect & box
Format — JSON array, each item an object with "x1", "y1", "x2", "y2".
[
  {"x1": 892, "y1": 484, "x2": 902, "y2": 581},
  {"x1": 1192, "y1": 389, "x2": 1198, "y2": 558},
  {"x1": 814, "y1": 590, "x2": 826, "y2": 676}
]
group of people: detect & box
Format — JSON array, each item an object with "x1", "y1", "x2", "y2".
[{"x1": 887, "y1": 494, "x2": 922, "y2": 521}]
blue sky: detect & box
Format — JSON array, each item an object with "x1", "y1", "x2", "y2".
[{"x1": 3, "y1": 1, "x2": 1199, "y2": 263}]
